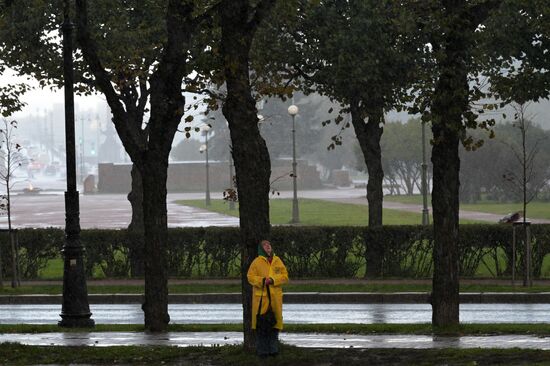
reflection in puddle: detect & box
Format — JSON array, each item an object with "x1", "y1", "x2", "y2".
[{"x1": 2, "y1": 303, "x2": 550, "y2": 324}]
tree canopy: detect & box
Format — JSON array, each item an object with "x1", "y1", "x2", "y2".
[{"x1": 485, "y1": 0, "x2": 550, "y2": 104}]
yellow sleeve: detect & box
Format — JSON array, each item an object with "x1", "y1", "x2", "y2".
[
  {"x1": 247, "y1": 258, "x2": 264, "y2": 288},
  {"x1": 271, "y1": 257, "x2": 288, "y2": 287}
]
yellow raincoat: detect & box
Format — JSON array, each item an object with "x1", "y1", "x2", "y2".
[{"x1": 247, "y1": 255, "x2": 289, "y2": 330}]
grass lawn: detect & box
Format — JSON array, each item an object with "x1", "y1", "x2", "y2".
[
  {"x1": 176, "y1": 198, "x2": 480, "y2": 225},
  {"x1": 38, "y1": 258, "x2": 63, "y2": 280},
  {"x1": 384, "y1": 194, "x2": 429, "y2": 205},
  {"x1": 461, "y1": 201, "x2": 550, "y2": 220},
  {"x1": 2, "y1": 342, "x2": 550, "y2": 365},
  {"x1": 384, "y1": 194, "x2": 550, "y2": 220}
]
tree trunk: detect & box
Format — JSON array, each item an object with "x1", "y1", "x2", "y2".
[
  {"x1": 350, "y1": 101, "x2": 384, "y2": 227},
  {"x1": 350, "y1": 99, "x2": 384, "y2": 277},
  {"x1": 364, "y1": 112, "x2": 384, "y2": 228},
  {"x1": 430, "y1": 4, "x2": 468, "y2": 326},
  {"x1": 220, "y1": 0, "x2": 273, "y2": 351},
  {"x1": 127, "y1": 164, "x2": 144, "y2": 277},
  {"x1": 228, "y1": 121, "x2": 271, "y2": 350},
  {"x1": 428, "y1": 0, "x2": 501, "y2": 326},
  {"x1": 140, "y1": 156, "x2": 170, "y2": 331},
  {"x1": 137, "y1": 1, "x2": 192, "y2": 330},
  {"x1": 431, "y1": 123, "x2": 461, "y2": 327}
]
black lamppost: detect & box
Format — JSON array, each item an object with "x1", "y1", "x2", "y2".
[
  {"x1": 421, "y1": 121, "x2": 430, "y2": 226},
  {"x1": 287, "y1": 105, "x2": 299, "y2": 224},
  {"x1": 59, "y1": 0, "x2": 94, "y2": 328},
  {"x1": 199, "y1": 124, "x2": 211, "y2": 206}
]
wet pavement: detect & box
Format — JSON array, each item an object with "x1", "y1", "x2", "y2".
[
  {"x1": 0, "y1": 192, "x2": 239, "y2": 228},
  {"x1": 6, "y1": 291, "x2": 550, "y2": 305},
  {"x1": 1, "y1": 187, "x2": 547, "y2": 228},
  {"x1": 3, "y1": 303, "x2": 550, "y2": 325},
  {"x1": 2, "y1": 331, "x2": 550, "y2": 349}
]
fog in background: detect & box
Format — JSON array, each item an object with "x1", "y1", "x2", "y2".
[{"x1": 3, "y1": 76, "x2": 549, "y2": 200}]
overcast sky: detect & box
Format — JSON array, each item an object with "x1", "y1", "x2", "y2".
[{"x1": 3, "y1": 68, "x2": 550, "y2": 130}]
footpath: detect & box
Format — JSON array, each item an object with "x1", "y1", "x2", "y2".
[
  {"x1": 3, "y1": 279, "x2": 550, "y2": 350},
  {"x1": 5, "y1": 188, "x2": 550, "y2": 229},
  {"x1": 2, "y1": 331, "x2": 550, "y2": 350},
  {"x1": 3, "y1": 278, "x2": 550, "y2": 304}
]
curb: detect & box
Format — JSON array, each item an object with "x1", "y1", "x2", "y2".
[{"x1": 2, "y1": 292, "x2": 550, "y2": 304}]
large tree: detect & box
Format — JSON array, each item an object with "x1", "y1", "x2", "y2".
[
  {"x1": 483, "y1": 0, "x2": 550, "y2": 207},
  {"x1": 218, "y1": 0, "x2": 277, "y2": 351},
  {"x1": 188, "y1": 0, "x2": 282, "y2": 350},
  {"x1": 483, "y1": 0, "x2": 550, "y2": 286},
  {"x1": 0, "y1": 0, "x2": 199, "y2": 278},
  {"x1": 485, "y1": 0, "x2": 550, "y2": 104},
  {"x1": 74, "y1": 0, "x2": 215, "y2": 331},
  {"x1": 254, "y1": 0, "x2": 422, "y2": 276},
  {"x1": 412, "y1": 0, "x2": 502, "y2": 327}
]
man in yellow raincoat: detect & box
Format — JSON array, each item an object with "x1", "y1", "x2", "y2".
[{"x1": 247, "y1": 239, "x2": 289, "y2": 357}]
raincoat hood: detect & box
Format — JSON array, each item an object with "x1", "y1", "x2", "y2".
[{"x1": 258, "y1": 243, "x2": 272, "y2": 258}]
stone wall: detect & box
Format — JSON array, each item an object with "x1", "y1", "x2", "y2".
[{"x1": 98, "y1": 159, "x2": 323, "y2": 193}]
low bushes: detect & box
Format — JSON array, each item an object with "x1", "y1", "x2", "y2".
[{"x1": 0, "y1": 224, "x2": 548, "y2": 279}]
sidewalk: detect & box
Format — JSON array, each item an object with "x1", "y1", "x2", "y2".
[
  {"x1": 3, "y1": 331, "x2": 550, "y2": 350},
  {"x1": 3, "y1": 292, "x2": 550, "y2": 305},
  {"x1": 5, "y1": 278, "x2": 550, "y2": 305},
  {"x1": 3, "y1": 188, "x2": 549, "y2": 228}
]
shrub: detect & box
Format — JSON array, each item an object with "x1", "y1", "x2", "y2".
[{"x1": 1, "y1": 225, "x2": 549, "y2": 279}]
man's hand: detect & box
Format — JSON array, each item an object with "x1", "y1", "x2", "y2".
[{"x1": 264, "y1": 277, "x2": 273, "y2": 285}]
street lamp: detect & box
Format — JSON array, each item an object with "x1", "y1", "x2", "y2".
[
  {"x1": 200, "y1": 124, "x2": 211, "y2": 206},
  {"x1": 59, "y1": 0, "x2": 94, "y2": 328},
  {"x1": 288, "y1": 105, "x2": 299, "y2": 224},
  {"x1": 421, "y1": 121, "x2": 430, "y2": 226}
]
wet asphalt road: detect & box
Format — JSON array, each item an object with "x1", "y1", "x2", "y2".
[
  {"x1": 2, "y1": 303, "x2": 550, "y2": 325},
  {"x1": 2, "y1": 331, "x2": 550, "y2": 350},
  {"x1": 3, "y1": 186, "x2": 547, "y2": 228}
]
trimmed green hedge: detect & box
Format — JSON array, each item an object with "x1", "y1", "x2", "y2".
[{"x1": 0, "y1": 225, "x2": 549, "y2": 279}]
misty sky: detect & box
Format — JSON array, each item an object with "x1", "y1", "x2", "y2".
[{"x1": 4, "y1": 68, "x2": 550, "y2": 130}]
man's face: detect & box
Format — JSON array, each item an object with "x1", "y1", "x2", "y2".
[{"x1": 261, "y1": 241, "x2": 272, "y2": 256}]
